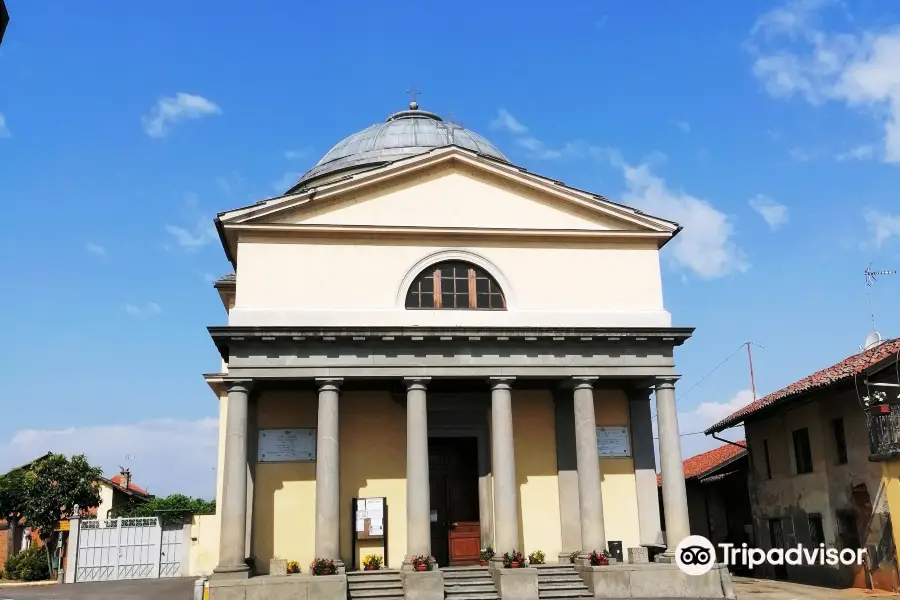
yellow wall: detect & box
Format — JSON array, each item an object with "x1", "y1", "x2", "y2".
[
  {"x1": 189, "y1": 514, "x2": 220, "y2": 576},
  {"x1": 595, "y1": 389, "x2": 641, "y2": 553},
  {"x1": 513, "y1": 391, "x2": 562, "y2": 558},
  {"x1": 882, "y1": 460, "x2": 900, "y2": 557}
]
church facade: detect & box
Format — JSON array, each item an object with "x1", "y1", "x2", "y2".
[{"x1": 204, "y1": 102, "x2": 703, "y2": 598}]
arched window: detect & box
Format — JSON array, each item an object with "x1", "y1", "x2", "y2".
[{"x1": 405, "y1": 261, "x2": 506, "y2": 310}]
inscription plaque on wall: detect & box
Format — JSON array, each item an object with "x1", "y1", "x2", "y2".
[
  {"x1": 596, "y1": 426, "x2": 631, "y2": 457},
  {"x1": 258, "y1": 428, "x2": 316, "y2": 462}
]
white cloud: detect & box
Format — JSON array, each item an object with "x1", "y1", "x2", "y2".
[
  {"x1": 142, "y1": 93, "x2": 221, "y2": 139},
  {"x1": 749, "y1": 194, "x2": 790, "y2": 230},
  {"x1": 0, "y1": 418, "x2": 218, "y2": 498},
  {"x1": 788, "y1": 146, "x2": 816, "y2": 162},
  {"x1": 490, "y1": 109, "x2": 528, "y2": 135},
  {"x1": 670, "y1": 119, "x2": 691, "y2": 134},
  {"x1": 864, "y1": 209, "x2": 900, "y2": 246},
  {"x1": 125, "y1": 302, "x2": 162, "y2": 318},
  {"x1": 749, "y1": 0, "x2": 900, "y2": 162},
  {"x1": 489, "y1": 109, "x2": 582, "y2": 159},
  {"x1": 616, "y1": 159, "x2": 749, "y2": 279},
  {"x1": 86, "y1": 241, "x2": 106, "y2": 256},
  {"x1": 165, "y1": 216, "x2": 217, "y2": 250},
  {"x1": 0, "y1": 112, "x2": 9, "y2": 138},
  {"x1": 835, "y1": 144, "x2": 875, "y2": 161}
]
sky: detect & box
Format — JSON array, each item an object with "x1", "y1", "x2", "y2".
[{"x1": 1, "y1": 0, "x2": 900, "y2": 498}]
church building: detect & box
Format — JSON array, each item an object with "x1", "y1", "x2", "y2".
[{"x1": 203, "y1": 100, "x2": 717, "y2": 599}]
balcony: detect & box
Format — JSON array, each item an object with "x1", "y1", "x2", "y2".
[{"x1": 867, "y1": 402, "x2": 900, "y2": 461}]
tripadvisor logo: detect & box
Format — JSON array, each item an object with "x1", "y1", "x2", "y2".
[{"x1": 675, "y1": 535, "x2": 866, "y2": 576}]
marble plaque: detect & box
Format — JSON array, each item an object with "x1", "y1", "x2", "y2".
[
  {"x1": 596, "y1": 426, "x2": 631, "y2": 457},
  {"x1": 258, "y1": 428, "x2": 316, "y2": 462}
]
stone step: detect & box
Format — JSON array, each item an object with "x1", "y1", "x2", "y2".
[
  {"x1": 535, "y1": 566, "x2": 576, "y2": 573},
  {"x1": 350, "y1": 596, "x2": 404, "y2": 600},
  {"x1": 538, "y1": 590, "x2": 592, "y2": 598},
  {"x1": 443, "y1": 570, "x2": 490, "y2": 579},
  {"x1": 349, "y1": 579, "x2": 404, "y2": 589},
  {"x1": 446, "y1": 584, "x2": 496, "y2": 593},
  {"x1": 538, "y1": 582, "x2": 590, "y2": 590},
  {"x1": 444, "y1": 594, "x2": 499, "y2": 600},
  {"x1": 349, "y1": 588, "x2": 406, "y2": 598}
]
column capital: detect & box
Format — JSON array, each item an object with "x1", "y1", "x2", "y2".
[
  {"x1": 315, "y1": 377, "x2": 343, "y2": 392},
  {"x1": 403, "y1": 377, "x2": 431, "y2": 390},
  {"x1": 489, "y1": 376, "x2": 515, "y2": 389},
  {"x1": 654, "y1": 376, "x2": 680, "y2": 391},
  {"x1": 572, "y1": 376, "x2": 597, "y2": 390},
  {"x1": 224, "y1": 379, "x2": 253, "y2": 393}
]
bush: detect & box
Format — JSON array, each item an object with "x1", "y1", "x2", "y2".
[{"x1": 4, "y1": 546, "x2": 50, "y2": 581}]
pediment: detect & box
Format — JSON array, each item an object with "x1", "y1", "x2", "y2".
[{"x1": 218, "y1": 148, "x2": 677, "y2": 245}]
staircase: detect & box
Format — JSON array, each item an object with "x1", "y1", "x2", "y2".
[
  {"x1": 534, "y1": 563, "x2": 592, "y2": 599},
  {"x1": 347, "y1": 569, "x2": 404, "y2": 600},
  {"x1": 443, "y1": 565, "x2": 499, "y2": 600}
]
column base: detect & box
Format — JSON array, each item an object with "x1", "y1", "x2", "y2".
[
  {"x1": 654, "y1": 551, "x2": 677, "y2": 564},
  {"x1": 557, "y1": 551, "x2": 578, "y2": 565},
  {"x1": 211, "y1": 563, "x2": 250, "y2": 580}
]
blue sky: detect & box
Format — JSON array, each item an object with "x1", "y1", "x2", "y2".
[{"x1": 1, "y1": 0, "x2": 899, "y2": 498}]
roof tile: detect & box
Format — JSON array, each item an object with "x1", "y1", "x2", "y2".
[
  {"x1": 706, "y1": 338, "x2": 900, "y2": 433},
  {"x1": 657, "y1": 441, "x2": 746, "y2": 486}
]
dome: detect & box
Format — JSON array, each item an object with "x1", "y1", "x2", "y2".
[{"x1": 291, "y1": 102, "x2": 508, "y2": 189}]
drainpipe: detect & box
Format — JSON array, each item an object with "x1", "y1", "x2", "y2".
[{"x1": 711, "y1": 433, "x2": 747, "y2": 449}]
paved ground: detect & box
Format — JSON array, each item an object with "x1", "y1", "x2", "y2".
[
  {"x1": 733, "y1": 576, "x2": 900, "y2": 599},
  {"x1": 0, "y1": 578, "x2": 194, "y2": 600},
  {"x1": 0, "y1": 576, "x2": 897, "y2": 600}
]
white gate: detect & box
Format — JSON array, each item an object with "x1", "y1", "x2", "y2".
[{"x1": 74, "y1": 517, "x2": 185, "y2": 582}]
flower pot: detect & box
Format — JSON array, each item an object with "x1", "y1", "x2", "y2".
[
  {"x1": 365, "y1": 564, "x2": 377, "y2": 571},
  {"x1": 415, "y1": 564, "x2": 428, "y2": 572},
  {"x1": 479, "y1": 559, "x2": 488, "y2": 566},
  {"x1": 509, "y1": 561, "x2": 519, "y2": 568},
  {"x1": 269, "y1": 558, "x2": 288, "y2": 577}
]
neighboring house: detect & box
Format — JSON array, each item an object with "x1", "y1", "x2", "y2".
[
  {"x1": 658, "y1": 441, "x2": 752, "y2": 572},
  {"x1": 202, "y1": 97, "x2": 700, "y2": 594},
  {"x1": 706, "y1": 338, "x2": 900, "y2": 590},
  {"x1": 92, "y1": 469, "x2": 151, "y2": 519}
]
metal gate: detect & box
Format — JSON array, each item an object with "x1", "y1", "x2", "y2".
[{"x1": 75, "y1": 517, "x2": 185, "y2": 582}]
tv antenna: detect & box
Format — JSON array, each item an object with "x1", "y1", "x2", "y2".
[{"x1": 862, "y1": 263, "x2": 896, "y2": 349}]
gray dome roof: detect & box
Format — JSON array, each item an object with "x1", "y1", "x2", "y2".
[{"x1": 292, "y1": 103, "x2": 508, "y2": 188}]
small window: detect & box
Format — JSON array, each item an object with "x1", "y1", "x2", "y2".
[
  {"x1": 405, "y1": 261, "x2": 506, "y2": 310},
  {"x1": 832, "y1": 418, "x2": 848, "y2": 465},
  {"x1": 793, "y1": 428, "x2": 813, "y2": 474},
  {"x1": 762, "y1": 439, "x2": 772, "y2": 479},
  {"x1": 836, "y1": 509, "x2": 861, "y2": 550},
  {"x1": 808, "y1": 513, "x2": 825, "y2": 546}
]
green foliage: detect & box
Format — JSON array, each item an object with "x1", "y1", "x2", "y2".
[
  {"x1": 0, "y1": 467, "x2": 28, "y2": 522},
  {"x1": 22, "y1": 454, "x2": 102, "y2": 540},
  {"x1": 112, "y1": 493, "x2": 215, "y2": 525},
  {"x1": 4, "y1": 546, "x2": 50, "y2": 581}
]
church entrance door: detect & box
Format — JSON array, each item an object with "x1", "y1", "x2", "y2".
[{"x1": 428, "y1": 436, "x2": 480, "y2": 567}]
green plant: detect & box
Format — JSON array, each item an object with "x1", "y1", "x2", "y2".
[
  {"x1": 362, "y1": 554, "x2": 383, "y2": 570},
  {"x1": 528, "y1": 550, "x2": 545, "y2": 565},
  {"x1": 502, "y1": 550, "x2": 525, "y2": 568},
  {"x1": 479, "y1": 547, "x2": 495, "y2": 561},
  {"x1": 309, "y1": 558, "x2": 337, "y2": 576},
  {"x1": 568, "y1": 551, "x2": 578, "y2": 564},
  {"x1": 4, "y1": 547, "x2": 51, "y2": 581},
  {"x1": 410, "y1": 555, "x2": 435, "y2": 570},
  {"x1": 287, "y1": 560, "x2": 300, "y2": 574},
  {"x1": 588, "y1": 550, "x2": 610, "y2": 566}
]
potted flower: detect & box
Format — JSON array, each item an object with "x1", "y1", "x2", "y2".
[
  {"x1": 363, "y1": 554, "x2": 384, "y2": 571},
  {"x1": 310, "y1": 558, "x2": 338, "y2": 576},
  {"x1": 479, "y1": 547, "x2": 494, "y2": 566},
  {"x1": 270, "y1": 555, "x2": 288, "y2": 576},
  {"x1": 502, "y1": 550, "x2": 526, "y2": 568},
  {"x1": 287, "y1": 560, "x2": 301, "y2": 574},
  {"x1": 528, "y1": 550, "x2": 545, "y2": 565},
  {"x1": 568, "y1": 552, "x2": 578, "y2": 564},
  {"x1": 588, "y1": 550, "x2": 610, "y2": 566},
  {"x1": 410, "y1": 555, "x2": 435, "y2": 572}
]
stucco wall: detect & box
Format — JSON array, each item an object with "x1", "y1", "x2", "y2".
[
  {"x1": 745, "y1": 387, "x2": 888, "y2": 587},
  {"x1": 189, "y1": 514, "x2": 220, "y2": 576}
]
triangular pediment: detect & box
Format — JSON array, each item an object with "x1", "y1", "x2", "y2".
[{"x1": 218, "y1": 148, "x2": 677, "y2": 238}]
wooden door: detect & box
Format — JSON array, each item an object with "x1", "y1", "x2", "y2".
[{"x1": 428, "y1": 438, "x2": 480, "y2": 566}]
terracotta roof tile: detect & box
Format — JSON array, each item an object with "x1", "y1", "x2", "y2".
[
  {"x1": 108, "y1": 474, "x2": 149, "y2": 496},
  {"x1": 656, "y1": 441, "x2": 747, "y2": 486},
  {"x1": 706, "y1": 337, "x2": 900, "y2": 434}
]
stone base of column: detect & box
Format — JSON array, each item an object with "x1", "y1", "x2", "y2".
[
  {"x1": 557, "y1": 551, "x2": 577, "y2": 565},
  {"x1": 211, "y1": 563, "x2": 250, "y2": 580},
  {"x1": 655, "y1": 551, "x2": 677, "y2": 564},
  {"x1": 401, "y1": 569, "x2": 444, "y2": 600}
]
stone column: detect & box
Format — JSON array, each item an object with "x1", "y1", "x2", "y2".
[
  {"x1": 405, "y1": 377, "x2": 432, "y2": 564},
  {"x1": 490, "y1": 377, "x2": 520, "y2": 560},
  {"x1": 213, "y1": 380, "x2": 252, "y2": 579},
  {"x1": 573, "y1": 377, "x2": 607, "y2": 559},
  {"x1": 315, "y1": 378, "x2": 342, "y2": 563},
  {"x1": 656, "y1": 377, "x2": 690, "y2": 556},
  {"x1": 628, "y1": 388, "x2": 664, "y2": 547}
]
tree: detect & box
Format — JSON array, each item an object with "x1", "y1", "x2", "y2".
[
  {"x1": 0, "y1": 467, "x2": 28, "y2": 560},
  {"x1": 113, "y1": 493, "x2": 215, "y2": 525},
  {"x1": 20, "y1": 454, "x2": 102, "y2": 574}
]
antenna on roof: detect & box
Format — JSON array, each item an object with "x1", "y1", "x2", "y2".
[{"x1": 862, "y1": 263, "x2": 896, "y2": 350}]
